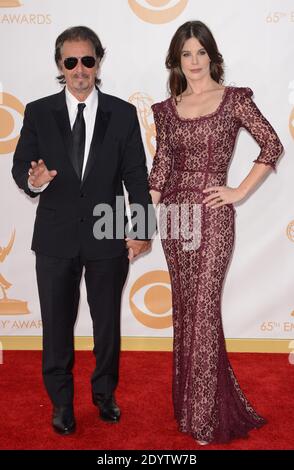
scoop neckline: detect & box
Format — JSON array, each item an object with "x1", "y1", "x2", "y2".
[{"x1": 170, "y1": 86, "x2": 231, "y2": 121}]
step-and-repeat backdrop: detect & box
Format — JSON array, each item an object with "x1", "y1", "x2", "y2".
[{"x1": 0, "y1": 0, "x2": 293, "y2": 349}]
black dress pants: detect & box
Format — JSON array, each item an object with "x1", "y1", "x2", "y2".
[{"x1": 36, "y1": 252, "x2": 129, "y2": 406}]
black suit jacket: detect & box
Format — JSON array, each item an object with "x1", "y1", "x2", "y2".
[{"x1": 12, "y1": 88, "x2": 154, "y2": 259}]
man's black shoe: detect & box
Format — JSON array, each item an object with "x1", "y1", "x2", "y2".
[
  {"x1": 52, "y1": 405, "x2": 76, "y2": 435},
  {"x1": 92, "y1": 393, "x2": 120, "y2": 423}
]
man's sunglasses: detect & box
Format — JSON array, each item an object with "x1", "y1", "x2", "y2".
[{"x1": 63, "y1": 56, "x2": 96, "y2": 70}]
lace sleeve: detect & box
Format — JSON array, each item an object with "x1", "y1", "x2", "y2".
[
  {"x1": 148, "y1": 102, "x2": 173, "y2": 192},
  {"x1": 234, "y1": 88, "x2": 284, "y2": 170}
]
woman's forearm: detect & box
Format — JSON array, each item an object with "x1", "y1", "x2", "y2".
[{"x1": 237, "y1": 162, "x2": 272, "y2": 198}]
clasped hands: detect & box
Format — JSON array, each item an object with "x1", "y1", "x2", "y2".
[{"x1": 125, "y1": 238, "x2": 151, "y2": 261}]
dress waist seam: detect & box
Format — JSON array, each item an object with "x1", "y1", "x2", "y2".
[{"x1": 173, "y1": 167, "x2": 227, "y2": 174}]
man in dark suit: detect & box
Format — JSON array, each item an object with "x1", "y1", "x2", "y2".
[{"x1": 12, "y1": 26, "x2": 154, "y2": 435}]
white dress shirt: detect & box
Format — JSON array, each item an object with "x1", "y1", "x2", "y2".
[{"x1": 28, "y1": 86, "x2": 99, "y2": 192}]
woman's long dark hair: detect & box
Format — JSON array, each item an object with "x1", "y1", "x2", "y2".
[{"x1": 166, "y1": 21, "x2": 224, "y2": 98}]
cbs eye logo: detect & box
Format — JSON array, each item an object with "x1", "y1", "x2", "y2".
[
  {"x1": 0, "y1": 1, "x2": 22, "y2": 7},
  {"x1": 286, "y1": 221, "x2": 294, "y2": 242},
  {"x1": 128, "y1": 0, "x2": 188, "y2": 24},
  {"x1": 0, "y1": 92, "x2": 24, "y2": 154},
  {"x1": 129, "y1": 270, "x2": 173, "y2": 329}
]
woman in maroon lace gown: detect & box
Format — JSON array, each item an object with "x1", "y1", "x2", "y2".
[{"x1": 149, "y1": 21, "x2": 283, "y2": 445}]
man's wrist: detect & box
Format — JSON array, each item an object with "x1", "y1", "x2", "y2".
[{"x1": 28, "y1": 179, "x2": 50, "y2": 193}]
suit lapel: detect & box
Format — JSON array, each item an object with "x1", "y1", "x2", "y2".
[
  {"x1": 51, "y1": 89, "x2": 79, "y2": 177},
  {"x1": 82, "y1": 88, "x2": 112, "y2": 186}
]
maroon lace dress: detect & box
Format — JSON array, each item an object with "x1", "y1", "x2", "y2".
[{"x1": 149, "y1": 87, "x2": 283, "y2": 443}]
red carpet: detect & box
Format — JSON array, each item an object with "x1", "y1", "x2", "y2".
[{"x1": 0, "y1": 351, "x2": 292, "y2": 450}]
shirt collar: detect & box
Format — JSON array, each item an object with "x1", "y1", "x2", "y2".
[{"x1": 65, "y1": 86, "x2": 98, "y2": 114}]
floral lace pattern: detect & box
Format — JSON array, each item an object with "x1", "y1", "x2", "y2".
[{"x1": 149, "y1": 87, "x2": 283, "y2": 443}]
